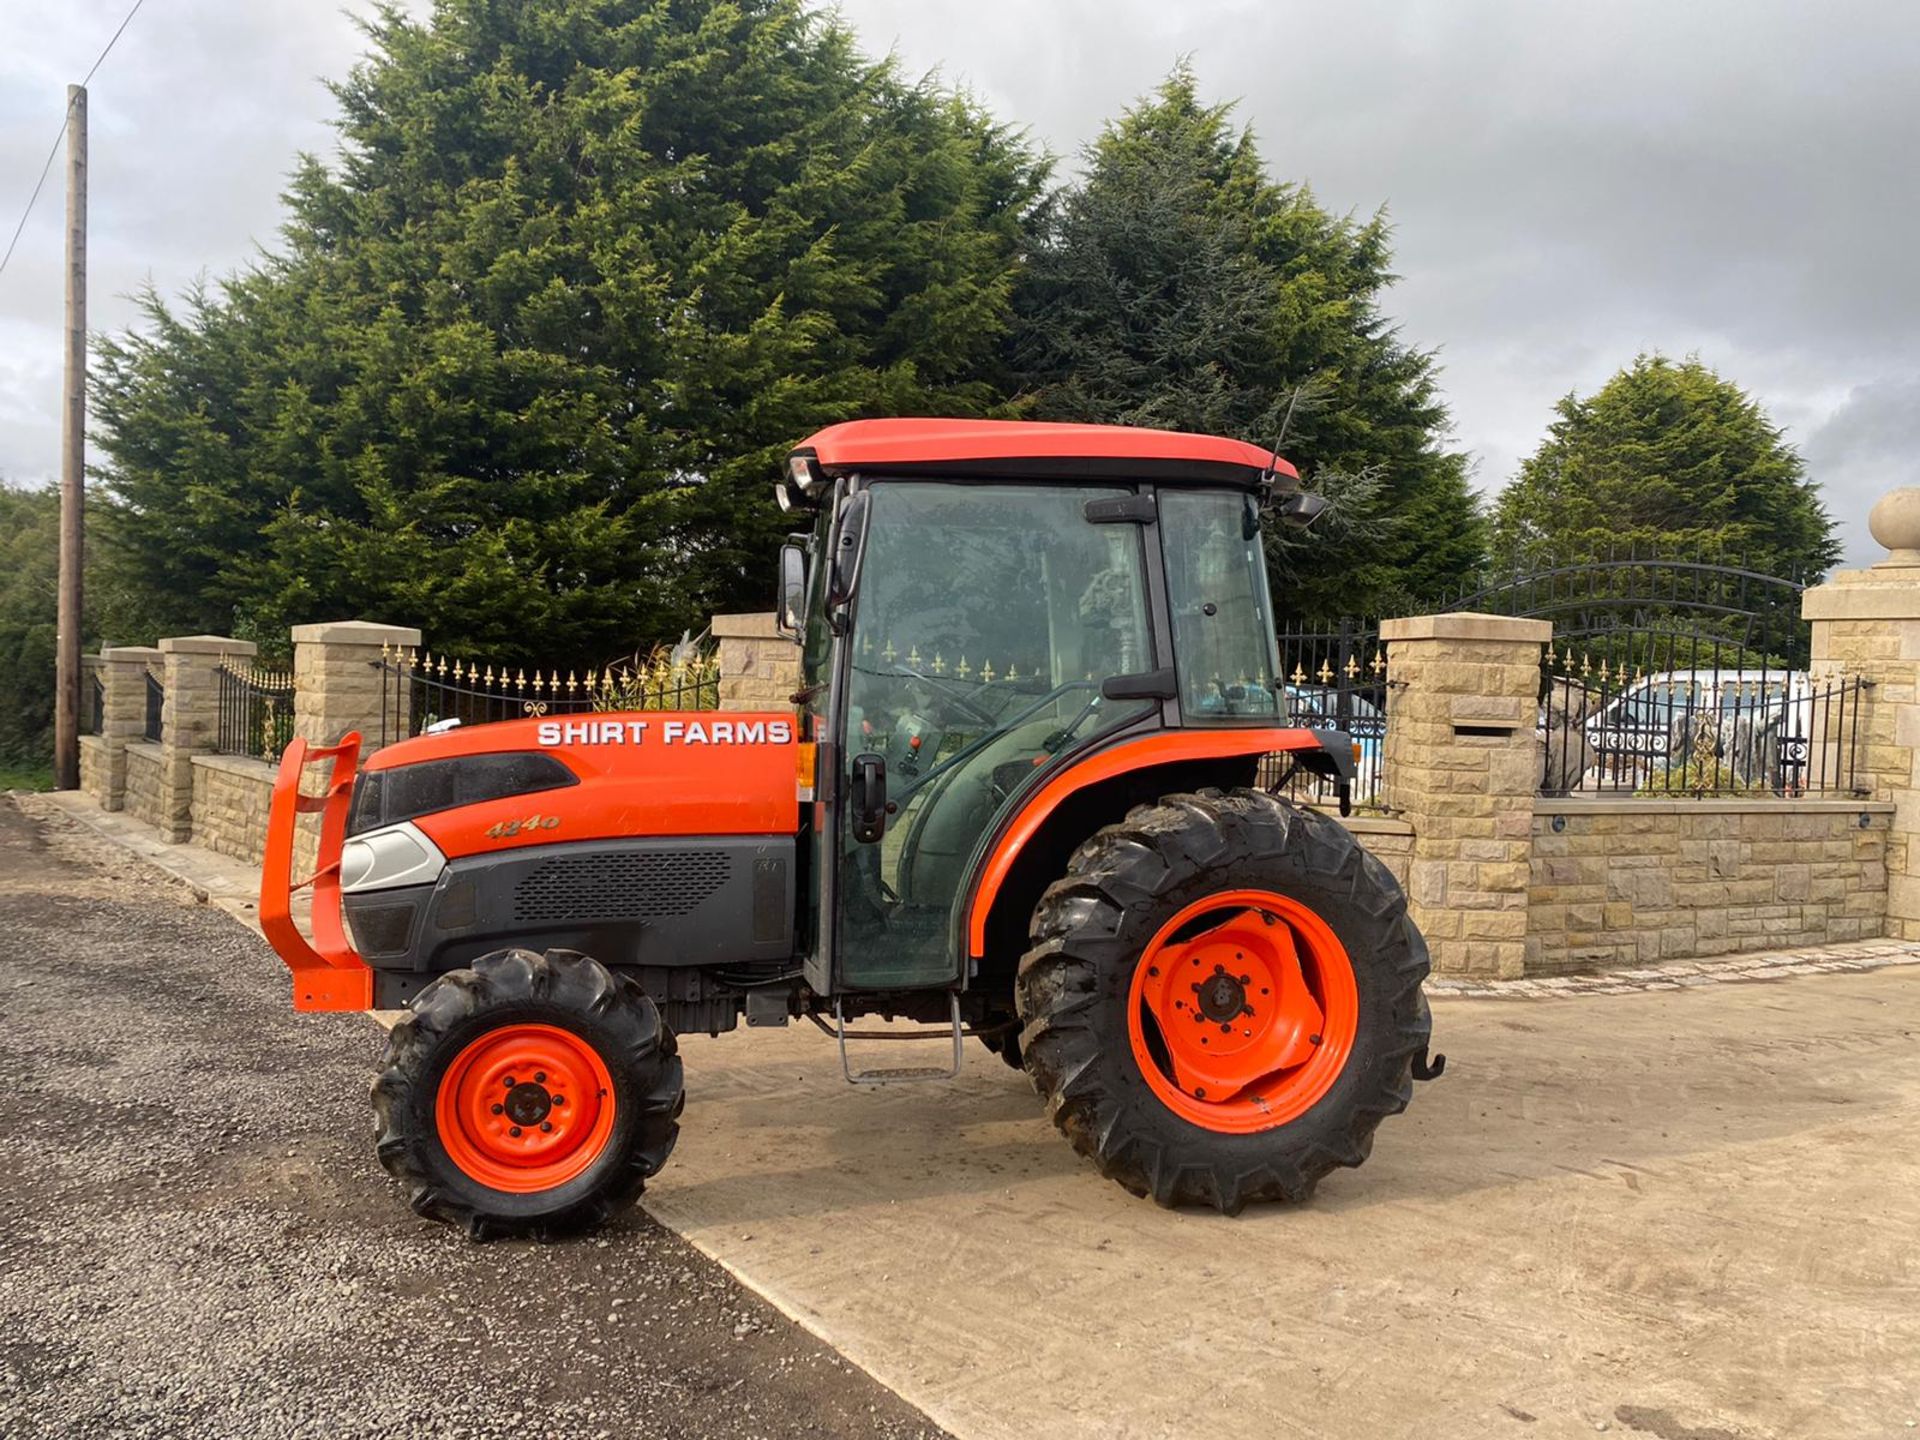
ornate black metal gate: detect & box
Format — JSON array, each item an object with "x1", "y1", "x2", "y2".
[{"x1": 1443, "y1": 555, "x2": 1863, "y2": 797}]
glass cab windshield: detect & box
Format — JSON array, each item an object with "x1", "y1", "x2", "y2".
[{"x1": 835, "y1": 481, "x2": 1156, "y2": 989}]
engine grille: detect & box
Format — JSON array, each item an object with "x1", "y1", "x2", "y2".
[{"x1": 512, "y1": 848, "x2": 733, "y2": 924}]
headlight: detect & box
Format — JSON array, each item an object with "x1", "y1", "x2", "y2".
[
  {"x1": 788, "y1": 450, "x2": 827, "y2": 494},
  {"x1": 337, "y1": 822, "x2": 447, "y2": 894}
]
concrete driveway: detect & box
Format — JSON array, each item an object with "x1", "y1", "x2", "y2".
[
  {"x1": 22, "y1": 791, "x2": 1920, "y2": 1440},
  {"x1": 647, "y1": 969, "x2": 1920, "y2": 1440}
]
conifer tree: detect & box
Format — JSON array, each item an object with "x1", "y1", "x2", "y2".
[
  {"x1": 1013, "y1": 68, "x2": 1483, "y2": 616},
  {"x1": 94, "y1": 0, "x2": 1045, "y2": 660}
]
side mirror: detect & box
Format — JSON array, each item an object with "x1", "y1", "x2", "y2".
[
  {"x1": 777, "y1": 543, "x2": 807, "y2": 638},
  {"x1": 1276, "y1": 491, "x2": 1328, "y2": 529}
]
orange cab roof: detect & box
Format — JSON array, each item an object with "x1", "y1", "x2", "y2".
[{"x1": 794, "y1": 419, "x2": 1298, "y2": 488}]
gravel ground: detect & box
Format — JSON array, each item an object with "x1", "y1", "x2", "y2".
[{"x1": 0, "y1": 796, "x2": 952, "y2": 1440}]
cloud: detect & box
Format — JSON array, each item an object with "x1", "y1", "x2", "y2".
[
  {"x1": 0, "y1": 0, "x2": 424, "y2": 487},
  {"x1": 3, "y1": 0, "x2": 1913, "y2": 575},
  {"x1": 1804, "y1": 377, "x2": 1920, "y2": 563},
  {"x1": 842, "y1": 0, "x2": 1920, "y2": 561}
]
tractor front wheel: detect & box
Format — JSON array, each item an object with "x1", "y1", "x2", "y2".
[
  {"x1": 1016, "y1": 789, "x2": 1430, "y2": 1214},
  {"x1": 372, "y1": 948, "x2": 683, "y2": 1239}
]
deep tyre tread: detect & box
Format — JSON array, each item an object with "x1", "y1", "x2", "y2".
[
  {"x1": 1015, "y1": 788, "x2": 1430, "y2": 1215},
  {"x1": 371, "y1": 948, "x2": 684, "y2": 1241}
]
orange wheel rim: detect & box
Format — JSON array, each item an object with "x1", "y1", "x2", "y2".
[
  {"x1": 1126, "y1": 888, "x2": 1358, "y2": 1134},
  {"x1": 435, "y1": 1023, "x2": 617, "y2": 1193}
]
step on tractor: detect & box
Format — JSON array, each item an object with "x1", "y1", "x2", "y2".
[{"x1": 262, "y1": 419, "x2": 1442, "y2": 1238}]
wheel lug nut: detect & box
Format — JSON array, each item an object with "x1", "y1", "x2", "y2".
[
  {"x1": 1310, "y1": 1033, "x2": 1323, "y2": 1045},
  {"x1": 540, "y1": 1121, "x2": 553, "y2": 1133},
  {"x1": 552, "y1": 1095, "x2": 566, "y2": 1107},
  {"x1": 1219, "y1": 1023, "x2": 1232, "y2": 1034},
  {"x1": 535, "y1": 1072, "x2": 546, "y2": 1084},
  {"x1": 510, "y1": 1126, "x2": 522, "y2": 1137},
  {"x1": 491, "y1": 1104, "x2": 504, "y2": 1115},
  {"x1": 1194, "y1": 1087, "x2": 1207, "y2": 1098},
  {"x1": 503, "y1": 1076, "x2": 516, "y2": 1088}
]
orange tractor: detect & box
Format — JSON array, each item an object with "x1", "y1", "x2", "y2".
[{"x1": 262, "y1": 419, "x2": 1440, "y2": 1238}]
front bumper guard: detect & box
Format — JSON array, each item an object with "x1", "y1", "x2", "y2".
[{"x1": 260, "y1": 733, "x2": 372, "y2": 1012}]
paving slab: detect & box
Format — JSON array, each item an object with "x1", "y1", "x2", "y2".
[{"x1": 646, "y1": 971, "x2": 1920, "y2": 1440}]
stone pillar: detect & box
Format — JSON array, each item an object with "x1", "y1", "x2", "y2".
[
  {"x1": 713, "y1": 612, "x2": 800, "y2": 712},
  {"x1": 93, "y1": 644, "x2": 161, "y2": 811},
  {"x1": 1803, "y1": 487, "x2": 1920, "y2": 940},
  {"x1": 291, "y1": 620, "x2": 423, "y2": 750},
  {"x1": 157, "y1": 635, "x2": 256, "y2": 842},
  {"x1": 1381, "y1": 612, "x2": 1552, "y2": 979}
]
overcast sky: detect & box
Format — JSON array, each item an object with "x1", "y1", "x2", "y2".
[{"x1": 2, "y1": 0, "x2": 1915, "y2": 565}]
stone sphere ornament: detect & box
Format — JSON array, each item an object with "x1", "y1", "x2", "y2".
[{"x1": 1869, "y1": 487, "x2": 1920, "y2": 566}]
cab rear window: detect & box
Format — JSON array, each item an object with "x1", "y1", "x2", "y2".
[{"x1": 1160, "y1": 489, "x2": 1281, "y2": 718}]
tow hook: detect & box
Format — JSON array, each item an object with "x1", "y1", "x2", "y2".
[{"x1": 1412, "y1": 1045, "x2": 1447, "y2": 1082}]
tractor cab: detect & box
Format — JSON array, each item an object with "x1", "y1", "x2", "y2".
[{"x1": 771, "y1": 421, "x2": 1313, "y2": 1000}]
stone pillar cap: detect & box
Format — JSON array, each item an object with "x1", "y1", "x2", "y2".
[
  {"x1": 290, "y1": 620, "x2": 424, "y2": 647},
  {"x1": 1802, "y1": 567, "x2": 1920, "y2": 620},
  {"x1": 1381, "y1": 612, "x2": 1552, "y2": 644},
  {"x1": 1869, "y1": 487, "x2": 1920, "y2": 567},
  {"x1": 157, "y1": 635, "x2": 258, "y2": 656},
  {"x1": 710, "y1": 612, "x2": 781, "y2": 639},
  {"x1": 100, "y1": 644, "x2": 163, "y2": 660}
]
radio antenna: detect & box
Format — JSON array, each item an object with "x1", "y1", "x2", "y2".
[{"x1": 1261, "y1": 386, "x2": 1305, "y2": 484}]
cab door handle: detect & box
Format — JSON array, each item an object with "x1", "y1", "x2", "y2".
[{"x1": 851, "y1": 752, "x2": 887, "y2": 844}]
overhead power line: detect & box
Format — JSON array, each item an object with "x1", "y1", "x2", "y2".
[{"x1": 0, "y1": 0, "x2": 149, "y2": 281}]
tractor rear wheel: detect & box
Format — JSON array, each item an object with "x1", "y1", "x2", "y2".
[
  {"x1": 372, "y1": 948, "x2": 683, "y2": 1239},
  {"x1": 1015, "y1": 789, "x2": 1429, "y2": 1214}
]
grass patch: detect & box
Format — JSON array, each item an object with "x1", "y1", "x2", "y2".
[{"x1": 0, "y1": 759, "x2": 53, "y2": 792}]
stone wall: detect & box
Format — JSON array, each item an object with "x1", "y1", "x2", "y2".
[
  {"x1": 714, "y1": 612, "x2": 801, "y2": 711},
  {"x1": 1528, "y1": 800, "x2": 1891, "y2": 973},
  {"x1": 124, "y1": 743, "x2": 167, "y2": 833},
  {"x1": 191, "y1": 754, "x2": 279, "y2": 866},
  {"x1": 61, "y1": 577, "x2": 1917, "y2": 987},
  {"x1": 78, "y1": 735, "x2": 108, "y2": 799},
  {"x1": 1344, "y1": 815, "x2": 1413, "y2": 888}
]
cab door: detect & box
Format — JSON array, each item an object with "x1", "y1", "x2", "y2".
[{"x1": 827, "y1": 481, "x2": 1159, "y2": 992}]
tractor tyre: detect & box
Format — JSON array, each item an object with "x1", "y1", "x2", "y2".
[
  {"x1": 372, "y1": 948, "x2": 684, "y2": 1240},
  {"x1": 1016, "y1": 789, "x2": 1430, "y2": 1214}
]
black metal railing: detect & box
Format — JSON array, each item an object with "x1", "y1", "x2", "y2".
[
  {"x1": 1447, "y1": 551, "x2": 1812, "y2": 673},
  {"x1": 143, "y1": 667, "x2": 164, "y2": 743},
  {"x1": 1539, "y1": 639, "x2": 1867, "y2": 797},
  {"x1": 215, "y1": 662, "x2": 296, "y2": 760},
  {"x1": 377, "y1": 644, "x2": 721, "y2": 746},
  {"x1": 1261, "y1": 619, "x2": 1387, "y2": 808}
]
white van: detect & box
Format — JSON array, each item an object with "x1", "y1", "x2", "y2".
[{"x1": 1570, "y1": 669, "x2": 1812, "y2": 791}]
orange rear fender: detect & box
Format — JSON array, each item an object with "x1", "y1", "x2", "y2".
[{"x1": 964, "y1": 727, "x2": 1331, "y2": 958}]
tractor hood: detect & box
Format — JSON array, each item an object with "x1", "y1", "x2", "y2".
[{"x1": 350, "y1": 712, "x2": 800, "y2": 861}]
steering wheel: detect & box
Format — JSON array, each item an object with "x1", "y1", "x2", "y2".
[
  {"x1": 889, "y1": 678, "x2": 1102, "y2": 805},
  {"x1": 879, "y1": 665, "x2": 1007, "y2": 728}
]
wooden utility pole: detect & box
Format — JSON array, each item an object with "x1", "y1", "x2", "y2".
[{"x1": 53, "y1": 84, "x2": 86, "y2": 790}]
